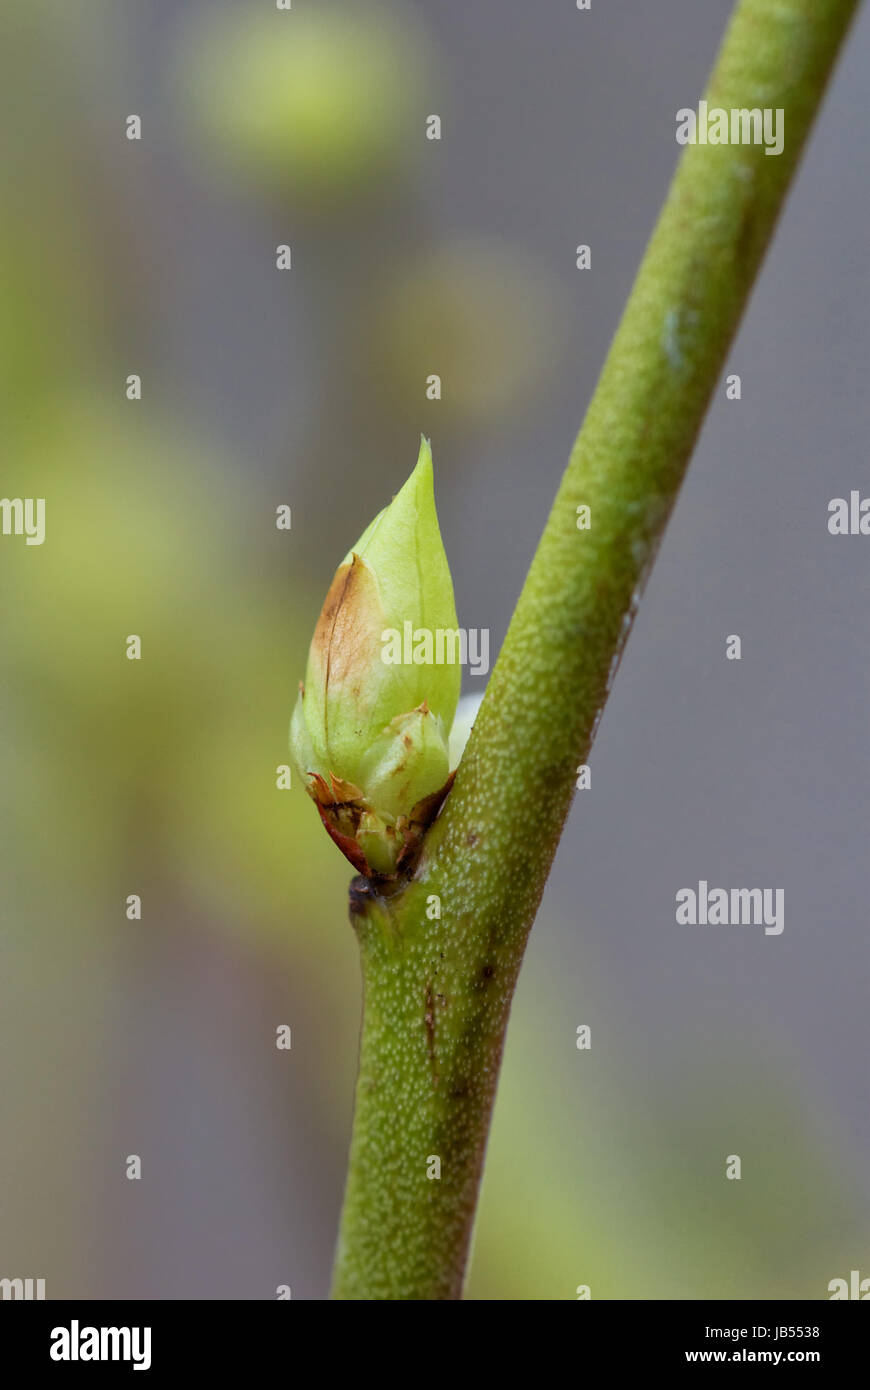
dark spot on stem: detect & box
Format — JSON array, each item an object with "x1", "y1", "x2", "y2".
[
  {"x1": 424, "y1": 980, "x2": 438, "y2": 1086},
  {"x1": 348, "y1": 875, "x2": 377, "y2": 919}
]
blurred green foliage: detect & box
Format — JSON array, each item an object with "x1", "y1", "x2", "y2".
[{"x1": 175, "y1": 4, "x2": 426, "y2": 204}]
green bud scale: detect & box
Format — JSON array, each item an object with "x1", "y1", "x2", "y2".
[{"x1": 290, "y1": 437, "x2": 461, "y2": 877}]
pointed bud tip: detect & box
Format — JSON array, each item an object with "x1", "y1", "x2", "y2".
[
  {"x1": 389, "y1": 433, "x2": 434, "y2": 515},
  {"x1": 416, "y1": 433, "x2": 433, "y2": 470}
]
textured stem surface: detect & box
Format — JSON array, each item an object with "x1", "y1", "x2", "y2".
[{"x1": 331, "y1": 0, "x2": 859, "y2": 1300}]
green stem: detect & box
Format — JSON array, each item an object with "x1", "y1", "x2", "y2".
[{"x1": 331, "y1": 0, "x2": 859, "y2": 1300}]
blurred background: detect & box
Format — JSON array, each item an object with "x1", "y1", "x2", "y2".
[{"x1": 1, "y1": 0, "x2": 868, "y2": 1300}]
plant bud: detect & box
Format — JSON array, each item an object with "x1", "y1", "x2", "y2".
[{"x1": 291, "y1": 437, "x2": 460, "y2": 877}]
